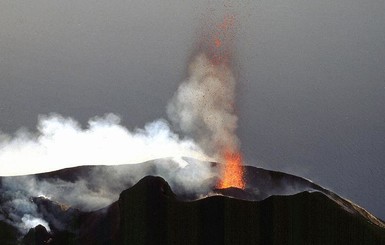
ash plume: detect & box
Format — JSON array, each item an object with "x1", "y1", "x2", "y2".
[
  {"x1": 167, "y1": 53, "x2": 239, "y2": 159},
  {"x1": 0, "y1": 14, "x2": 243, "y2": 236},
  {"x1": 0, "y1": 51, "x2": 236, "y2": 235}
]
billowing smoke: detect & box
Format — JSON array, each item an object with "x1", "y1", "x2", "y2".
[
  {"x1": 0, "y1": 113, "x2": 209, "y2": 176},
  {"x1": 0, "y1": 18, "x2": 241, "y2": 236},
  {"x1": 0, "y1": 52, "x2": 242, "y2": 236},
  {"x1": 0, "y1": 178, "x2": 52, "y2": 233},
  {"x1": 0, "y1": 157, "x2": 217, "y2": 235},
  {"x1": 0, "y1": 110, "x2": 219, "y2": 235},
  {"x1": 167, "y1": 53, "x2": 239, "y2": 159}
]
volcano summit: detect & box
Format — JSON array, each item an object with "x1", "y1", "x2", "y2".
[{"x1": 0, "y1": 158, "x2": 384, "y2": 244}]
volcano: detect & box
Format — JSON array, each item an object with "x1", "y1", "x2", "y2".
[{"x1": 0, "y1": 159, "x2": 384, "y2": 244}]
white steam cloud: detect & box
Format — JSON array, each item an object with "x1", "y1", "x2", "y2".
[
  {"x1": 0, "y1": 53, "x2": 239, "y2": 176},
  {"x1": 0, "y1": 157, "x2": 218, "y2": 234},
  {"x1": 167, "y1": 53, "x2": 239, "y2": 159},
  {"x1": 0, "y1": 113, "x2": 209, "y2": 176},
  {"x1": 21, "y1": 215, "x2": 51, "y2": 233},
  {"x1": 0, "y1": 52, "x2": 240, "y2": 235}
]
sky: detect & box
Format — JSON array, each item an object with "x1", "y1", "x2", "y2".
[{"x1": 0, "y1": 0, "x2": 384, "y2": 218}]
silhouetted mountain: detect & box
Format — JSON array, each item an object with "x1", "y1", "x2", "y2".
[
  {"x1": 22, "y1": 225, "x2": 51, "y2": 245},
  {"x1": 1, "y1": 159, "x2": 384, "y2": 244},
  {"x1": 81, "y1": 176, "x2": 385, "y2": 244}
]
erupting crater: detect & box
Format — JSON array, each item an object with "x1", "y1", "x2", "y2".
[{"x1": 217, "y1": 150, "x2": 245, "y2": 189}]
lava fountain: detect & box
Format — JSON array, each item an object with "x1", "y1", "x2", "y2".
[
  {"x1": 168, "y1": 14, "x2": 245, "y2": 189},
  {"x1": 217, "y1": 150, "x2": 245, "y2": 189},
  {"x1": 209, "y1": 15, "x2": 245, "y2": 189}
]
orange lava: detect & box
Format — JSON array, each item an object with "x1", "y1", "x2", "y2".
[
  {"x1": 207, "y1": 15, "x2": 245, "y2": 189},
  {"x1": 217, "y1": 151, "x2": 245, "y2": 189}
]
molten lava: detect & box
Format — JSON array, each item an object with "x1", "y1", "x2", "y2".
[
  {"x1": 217, "y1": 151, "x2": 245, "y2": 189},
  {"x1": 207, "y1": 15, "x2": 245, "y2": 189}
]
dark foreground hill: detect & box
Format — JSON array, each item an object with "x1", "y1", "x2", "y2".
[
  {"x1": 26, "y1": 159, "x2": 385, "y2": 228},
  {"x1": 3, "y1": 175, "x2": 383, "y2": 245},
  {"x1": 1, "y1": 159, "x2": 384, "y2": 244}
]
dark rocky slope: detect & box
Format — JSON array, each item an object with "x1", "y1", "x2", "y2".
[
  {"x1": 78, "y1": 176, "x2": 385, "y2": 245},
  {"x1": 1, "y1": 160, "x2": 384, "y2": 244}
]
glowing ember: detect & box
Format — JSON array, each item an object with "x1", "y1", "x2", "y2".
[
  {"x1": 206, "y1": 14, "x2": 236, "y2": 65},
  {"x1": 217, "y1": 151, "x2": 245, "y2": 189},
  {"x1": 214, "y1": 38, "x2": 222, "y2": 48}
]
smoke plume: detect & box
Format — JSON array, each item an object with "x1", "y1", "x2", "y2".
[
  {"x1": 167, "y1": 53, "x2": 239, "y2": 159},
  {"x1": 0, "y1": 14, "x2": 243, "y2": 235},
  {"x1": 0, "y1": 51, "x2": 239, "y2": 234}
]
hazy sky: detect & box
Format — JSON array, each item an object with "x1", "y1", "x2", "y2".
[{"x1": 1, "y1": 1, "x2": 384, "y2": 218}]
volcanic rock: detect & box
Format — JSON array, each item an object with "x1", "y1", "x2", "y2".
[
  {"x1": 22, "y1": 225, "x2": 51, "y2": 245},
  {"x1": 84, "y1": 176, "x2": 385, "y2": 245},
  {"x1": 1, "y1": 160, "x2": 385, "y2": 244}
]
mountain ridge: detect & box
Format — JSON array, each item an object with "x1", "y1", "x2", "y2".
[
  {"x1": 1, "y1": 159, "x2": 384, "y2": 244},
  {"x1": 99, "y1": 175, "x2": 385, "y2": 244},
  {"x1": 1, "y1": 159, "x2": 384, "y2": 228},
  {"x1": 1, "y1": 175, "x2": 385, "y2": 244}
]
